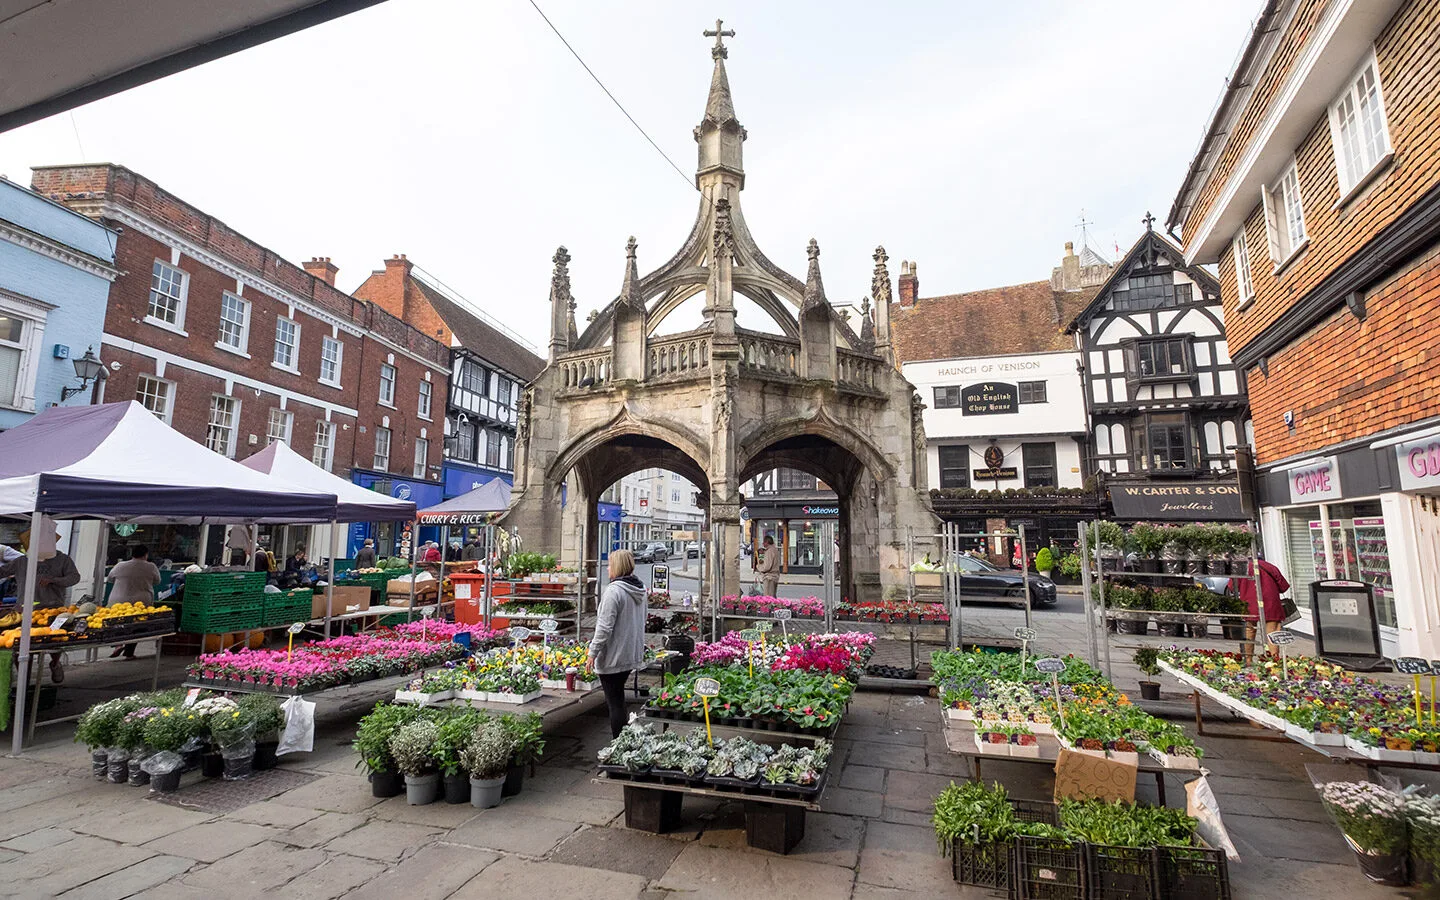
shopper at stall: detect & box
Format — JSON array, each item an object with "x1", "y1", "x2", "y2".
[
  {"x1": 462, "y1": 538, "x2": 483, "y2": 561},
  {"x1": 754, "y1": 535, "x2": 780, "y2": 597},
  {"x1": 106, "y1": 545, "x2": 161, "y2": 659},
  {"x1": 422, "y1": 541, "x2": 442, "y2": 563},
  {"x1": 354, "y1": 539, "x2": 377, "y2": 569},
  {"x1": 1236, "y1": 556, "x2": 1290, "y2": 660},
  {"x1": 285, "y1": 544, "x2": 309, "y2": 574},
  {"x1": 589, "y1": 549, "x2": 647, "y2": 738},
  {"x1": 0, "y1": 531, "x2": 81, "y2": 682},
  {"x1": 253, "y1": 545, "x2": 272, "y2": 575}
]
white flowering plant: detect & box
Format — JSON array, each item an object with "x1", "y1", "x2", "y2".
[
  {"x1": 1319, "y1": 781, "x2": 1406, "y2": 855},
  {"x1": 1407, "y1": 795, "x2": 1440, "y2": 868}
]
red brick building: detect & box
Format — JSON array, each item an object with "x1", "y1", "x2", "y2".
[
  {"x1": 30, "y1": 164, "x2": 449, "y2": 560},
  {"x1": 1169, "y1": 0, "x2": 1440, "y2": 657}
]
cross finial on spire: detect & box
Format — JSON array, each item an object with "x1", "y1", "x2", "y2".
[
  {"x1": 1142, "y1": 211, "x2": 1156, "y2": 232},
  {"x1": 704, "y1": 18, "x2": 735, "y2": 59}
]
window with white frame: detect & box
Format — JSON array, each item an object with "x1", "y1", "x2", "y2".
[
  {"x1": 1232, "y1": 229, "x2": 1255, "y2": 308},
  {"x1": 378, "y1": 363, "x2": 396, "y2": 406},
  {"x1": 266, "y1": 408, "x2": 293, "y2": 446},
  {"x1": 1329, "y1": 55, "x2": 1392, "y2": 196},
  {"x1": 273, "y1": 317, "x2": 299, "y2": 369},
  {"x1": 1263, "y1": 163, "x2": 1307, "y2": 265},
  {"x1": 497, "y1": 377, "x2": 512, "y2": 407},
  {"x1": 135, "y1": 375, "x2": 173, "y2": 424},
  {"x1": 217, "y1": 292, "x2": 250, "y2": 352},
  {"x1": 413, "y1": 437, "x2": 429, "y2": 478},
  {"x1": 0, "y1": 305, "x2": 42, "y2": 411},
  {"x1": 374, "y1": 426, "x2": 391, "y2": 471},
  {"x1": 418, "y1": 380, "x2": 432, "y2": 419},
  {"x1": 147, "y1": 260, "x2": 187, "y2": 327},
  {"x1": 207, "y1": 395, "x2": 240, "y2": 458},
  {"x1": 312, "y1": 421, "x2": 335, "y2": 471},
  {"x1": 320, "y1": 336, "x2": 343, "y2": 384},
  {"x1": 485, "y1": 429, "x2": 501, "y2": 467}
]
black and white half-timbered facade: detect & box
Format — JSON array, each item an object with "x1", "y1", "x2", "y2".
[{"x1": 1067, "y1": 223, "x2": 1251, "y2": 481}]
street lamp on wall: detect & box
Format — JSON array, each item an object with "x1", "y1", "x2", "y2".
[{"x1": 60, "y1": 346, "x2": 103, "y2": 401}]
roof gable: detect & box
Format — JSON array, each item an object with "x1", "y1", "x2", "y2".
[
  {"x1": 888, "y1": 279, "x2": 1097, "y2": 363},
  {"x1": 1065, "y1": 230, "x2": 1221, "y2": 332}
]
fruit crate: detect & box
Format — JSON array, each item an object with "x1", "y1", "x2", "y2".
[
  {"x1": 950, "y1": 840, "x2": 1015, "y2": 891},
  {"x1": 180, "y1": 602, "x2": 262, "y2": 635},
  {"x1": 183, "y1": 571, "x2": 266, "y2": 604},
  {"x1": 1157, "y1": 845, "x2": 1231, "y2": 900},
  {"x1": 1014, "y1": 835, "x2": 1085, "y2": 900},
  {"x1": 263, "y1": 589, "x2": 313, "y2": 627},
  {"x1": 1085, "y1": 844, "x2": 1159, "y2": 900}
]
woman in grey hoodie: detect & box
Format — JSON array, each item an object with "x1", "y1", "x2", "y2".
[{"x1": 589, "y1": 549, "x2": 648, "y2": 737}]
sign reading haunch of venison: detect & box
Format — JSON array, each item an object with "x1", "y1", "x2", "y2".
[{"x1": 1108, "y1": 479, "x2": 1249, "y2": 522}]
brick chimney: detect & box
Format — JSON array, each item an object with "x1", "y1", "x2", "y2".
[
  {"x1": 898, "y1": 261, "x2": 919, "y2": 307},
  {"x1": 303, "y1": 257, "x2": 338, "y2": 286},
  {"x1": 386, "y1": 253, "x2": 412, "y2": 277},
  {"x1": 1060, "y1": 242, "x2": 1081, "y2": 291}
]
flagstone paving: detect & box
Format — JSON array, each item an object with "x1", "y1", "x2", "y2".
[{"x1": 0, "y1": 604, "x2": 1417, "y2": 898}]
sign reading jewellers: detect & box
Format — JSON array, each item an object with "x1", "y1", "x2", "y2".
[
  {"x1": 961, "y1": 383, "x2": 1017, "y2": 416},
  {"x1": 1109, "y1": 479, "x2": 1248, "y2": 521}
]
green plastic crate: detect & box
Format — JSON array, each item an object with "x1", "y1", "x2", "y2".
[
  {"x1": 180, "y1": 602, "x2": 262, "y2": 635},
  {"x1": 263, "y1": 589, "x2": 313, "y2": 627},
  {"x1": 184, "y1": 571, "x2": 266, "y2": 600}
]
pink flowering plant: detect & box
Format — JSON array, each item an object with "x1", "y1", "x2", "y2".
[{"x1": 188, "y1": 634, "x2": 468, "y2": 693}]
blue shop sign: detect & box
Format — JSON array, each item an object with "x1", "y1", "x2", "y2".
[
  {"x1": 598, "y1": 502, "x2": 622, "y2": 523},
  {"x1": 441, "y1": 461, "x2": 513, "y2": 499},
  {"x1": 351, "y1": 469, "x2": 444, "y2": 509}
]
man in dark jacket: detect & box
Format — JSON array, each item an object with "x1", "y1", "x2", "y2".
[
  {"x1": 354, "y1": 539, "x2": 377, "y2": 569},
  {"x1": 0, "y1": 534, "x2": 81, "y2": 682}
]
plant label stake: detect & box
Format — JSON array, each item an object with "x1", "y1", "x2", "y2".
[
  {"x1": 287, "y1": 621, "x2": 304, "y2": 660},
  {"x1": 1398, "y1": 657, "x2": 1431, "y2": 723},
  {"x1": 1015, "y1": 626, "x2": 1037, "y2": 672},
  {"x1": 540, "y1": 617, "x2": 558, "y2": 649},
  {"x1": 773, "y1": 607, "x2": 792, "y2": 641},
  {"x1": 695, "y1": 676, "x2": 721, "y2": 746},
  {"x1": 1266, "y1": 629, "x2": 1297, "y2": 680},
  {"x1": 510, "y1": 625, "x2": 532, "y2": 651},
  {"x1": 1035, "y1": 657, "x2": 1067, "y2": 732},
  {"x1": 420, "y1": 604, "x2": 435, "y2": 639},
  {"x1": 182, "y1": 687, "x2": 201, "y2": 708},
  {"x1": 740, "y1": 628, "x2": 760, "y2": 678}
]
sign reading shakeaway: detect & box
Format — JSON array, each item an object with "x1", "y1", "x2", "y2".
[
  {"x1": 961, "y1": 383, "x2": 1017, "y2": 416},
  {"x1": 1108, "y1": 479, "x2": 1249, "y2": 522}
]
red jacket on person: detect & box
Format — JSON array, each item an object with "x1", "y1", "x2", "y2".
[{"x1": 1236, "y1": 559, "x2": 1289, "y2": 624}]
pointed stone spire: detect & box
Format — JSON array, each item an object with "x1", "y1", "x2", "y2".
[
  {"x1": 617, "y1": 236, "x2": 645, "y2": 313},
  {"x1": 695, "y1": 20, "x2": 745, "y2": 188},
  {"x1": 872, "y1": 245, "x2": 893, "y2": 359},
  {"x1": 801, "y1": 239, "x2": 829, "y2": 313},
  {"x1": 548, "y1": 245, "x2": 573, "y2": 361},
  {"x1": 859, "y1": 295, "x2": 875, "y2": 349}
]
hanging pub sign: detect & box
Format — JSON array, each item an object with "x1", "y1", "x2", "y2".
[
  {"x1": 962, "y1": 383, "x2": 1017, "y2": 416},
  {"x1": 1107, "y1": 478, "x2": 1250, "y2": 522}
]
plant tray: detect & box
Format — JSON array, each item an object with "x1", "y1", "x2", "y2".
[
  {"x1": 1014, "y1": 835, "x2": 1085, "y2": 900},
  {"x1": 951, "y1": 840, "x2": 1015, "y2": 891},
  {"x1": 540, "y1": 679, "x2": 598, "y2": 692},
  {"x1": 1085, "y1": 843, "x2": 1159, "y2": 900},
  {"x1": 974, "y1": 734, "x2": 1012, "y2": 756},
  {"x1": 1158, "y1": 845, "x2": 1231, "y2": 900},
  {"x1": 487, "y1": 690, "x2": 542, "y2": 705},
  {"x1": 597, "y1": 764, "x2": 649, "y2": 781},
  {"x1": 394, "y1": 690, "x2": 454, "y2": 706},
  {"x1": 649, "y1": 767, "x2": 702, "y2": 786},
  {"x1": 758, "y1": 779, "x2": 824, "y2": 798},
  {"x1": 1145, "y1": 747, "x2": 1203, "y2": 770},
  {"x1": 703, "y1": 774, "x2": 763, "y2": 792}
]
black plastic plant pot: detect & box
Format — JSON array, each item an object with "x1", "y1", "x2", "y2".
[
  {"x1": 1135, "y1": 557, "x2": 1161, "y2": 574},
  {"x1": 1139, "y1": 681, "x2": 1162, "y2": 701},
  {"x1": 370, "y1": 769, "x2": 404, "y2": 798},
  {"x1": 128, "y1": 766, "x2": 151, "y2": 787},
  {"x1": 150, "y1": 769, "x2": 182, "y2": 793},
  {"x1": 254, "y1": 741, "x2": 280, "y2": 771},
  {"x1": 107, "y1": 755, "x2": 130, "y2": 785},
  {"x1": 222, "y1": 754, "x2": 255, "y2": 782},
  {"x1": 1221, "y1": 623, "x2": 1246, "y2": 640},
  {"x1": 200, "y1": 752, "x2": 224, "y2": 778},
  {"x1": 502, "y1": 764, "x2": 525, "y2": 797},
  {"x1": 443, "y1": 773, "x2": 470, "y2": 804},
  {"x1": 179, "y1": 747, "x2": 202, "y2": 773},
  {"x1": 1157, "y1": 623, "x2": 1186, "y2": 638}
]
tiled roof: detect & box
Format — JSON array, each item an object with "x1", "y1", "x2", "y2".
[
  {"x1": 411, "y1": 279, "x2": 545, "y2": 382},
  {"x1": 889, "y1": 280, "x2": 1097, "y2": 362}
]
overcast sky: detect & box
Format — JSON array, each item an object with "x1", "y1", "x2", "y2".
[{"x1": 0, "y1": 0, "x2": 1259, "y2": 351}]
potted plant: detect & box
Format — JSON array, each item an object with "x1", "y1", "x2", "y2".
[
  {"x1": 238, "y1": 694, "x2": 285, "y2": 771},
  {"x1": 461, "y1": 720, "x2": 514, "y2": 809},
  {"x1": 501, "y1": 712, "x2": 545, "y2": 797},
  {"x1": 436, "y1": 712, "x2": 480, "y2": 804},
  {"x1": 355, "y1": 703, "x2": 419, "y2": 797},
  {"x1": 75, "y1": 696, "x2": 142, "y2": 782},
  {"x1": 1034, "y1": 547, "x2": 1054, "y2": 579},
  {"x1": 1096, "y1": 521, "x2": 1126, "y2": 571},
  {"x1": 1152, "y1": 588, "x2": 1187, "y2": 637},
  {"x1": 390, "y1": 719, "x2": 442, "y2": 805},
  {"x1": 1133, "y1": 648, "x2": 1162, "y2": 701},
  {"x1": 1162, "y1": 526, "x2": 1192, "y2": 574},
  {"x1": 1184, "y1": 587, "x2": 1216, "y2": 638},
  {"x1": 140, "y1": 706, "x2": 203, "y2": 793},
  {"x1": 1407, "y1": 795, "x2": 1440, "y2": 886},
  {"x1": 210, "y1": 706, "x2": 259, "y2": 782},
  {"x1": 1319, "y1": 781, "x2": 1408, "y2": 885},
  {"x1": 1224, "y1": 525, "x2": 1253, "y2": 575},
  {"x1": 1127, "y1": 523, "x2": 1167, "y2": 574},
  {"x1": 1218, "y1": 593, "x2": 1248, "y2": 640}
]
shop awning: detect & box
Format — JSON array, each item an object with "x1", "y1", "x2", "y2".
[
  {"x1": 240, "y1": 440, "x2": 415, "y2": 522},
  {"x1": 416, "y1": 478, "x2": 511, "y2": 526},
  {"x1": 0, "y1": 401, "x2": 338, "y2": 522}
]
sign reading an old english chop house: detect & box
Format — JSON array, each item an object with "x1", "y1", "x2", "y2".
[
  {"x1": 1108, "y1": 479, "x2": 1249, "y2": 522},
  {"x1": 961, "y1": 383, "x2": 1017, "y2": 416}
]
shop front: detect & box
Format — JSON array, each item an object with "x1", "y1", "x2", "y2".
[
  {"x1": 929, "y1": 491, "x2": 1109, "y2": 567},
  {"x1": 598, "y1": 501, "x2": 622, "y2": 559},
  {"x1": 349, "y1": 469, "x2": 444, "y2": 558},
  {"x1": 1257, "y1": 427, "x2": 1440, "y2": 660},
  {"x1": 441, "y1": 460, "x2": 512, "y2": 500},
  {"x1": 742, "y1": 501, "x2": 839, "y2": 576}
]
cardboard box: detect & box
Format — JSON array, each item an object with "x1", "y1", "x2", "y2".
[
  {"x1": 387, "y1": 577, "x2": 437, "y2": 596},
  {"x1": 313, "y1": 585, "x2": 372, "y2": 619},
  {"x1": 390, "y1": 584, "x2": 440, "y2": 607}
]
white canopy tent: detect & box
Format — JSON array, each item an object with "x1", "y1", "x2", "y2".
[{"x1": 0, "y1": 402, "x2": 342, "y2": 752}]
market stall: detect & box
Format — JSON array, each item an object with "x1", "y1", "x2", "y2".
[
  {"x1": 0, "y1": 402, "x2": 342, "y2": 751},
  {"x1": 240, "y1": 440, "x2": 416, "y2": 636}
]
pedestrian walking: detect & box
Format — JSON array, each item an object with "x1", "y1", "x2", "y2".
[
  {"x1": 1236, "y1": 557, "x2": 1290, "y2": 660},
  {"x1": 755, "y1": 535, "x2": 780, "y2": 597},
  {"x1": 588, "y1": 549, "x2": 647, "y2": 738},
  {"x1": 106, "y1": 545, "x2": 161, "y2": 659},
  {"x1": 354, "y1": 539, "x2": 377, "y2": 569}
]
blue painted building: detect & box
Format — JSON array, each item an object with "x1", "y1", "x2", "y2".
[
  {"x1": 441, "y1": 459, "x2": 512, "y2": 500},
  {"x1": 0, "y1": 177, "x2": 117, "y2": 430}
]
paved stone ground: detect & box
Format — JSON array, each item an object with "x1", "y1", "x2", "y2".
[{"x1": 0, "y1": 601, "x2": 1416, "y2": 899}]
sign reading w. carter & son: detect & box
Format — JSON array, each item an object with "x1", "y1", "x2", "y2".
[
  {"x1": 1108, "y1": 479, "x2": 1247, "y2": 522},
  {"x1": 961, "y1": 382, "x2": 1017, "y2": 416}
]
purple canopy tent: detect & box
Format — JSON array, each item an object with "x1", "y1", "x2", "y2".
[
  {"x1": 0, "y1": 402, "x2": 340, "y2": 752},
  {"x1": 241, "y1": 441, "x2": 417, "y2": 636}
]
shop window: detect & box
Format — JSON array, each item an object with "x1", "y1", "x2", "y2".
[
  {"x1": 938, "y1": 445, "x2": 969, "y2": 489},
  {"x1": 933, "y1": 386, "x2": 962, "y2": 409},
  {"x1": 1285, "y1": 501, "x2": 1394, "y2": 628},
  {"x1": 1021, "y1": 442, "x2": 1056, "y2": 488}
]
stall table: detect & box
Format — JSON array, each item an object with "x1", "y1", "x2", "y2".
[{"x1": 19, "y1": 631, "x2": 174, "y2": 743}]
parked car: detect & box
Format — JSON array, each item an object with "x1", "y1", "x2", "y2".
[
  {"x1": 634, "y1": 543, "x2": 670, "y2": 563},
  {"x1": 685, "y1": 542, "x2": 700, "y2": 559},
  {"x1": 946, "y1": 553, "x2": 1058, "y2": 608}
]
